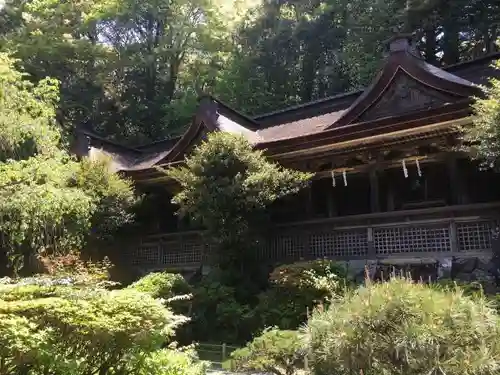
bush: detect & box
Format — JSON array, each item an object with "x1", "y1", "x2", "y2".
[
  {"x1": 433, "y1": 279, "x2": 485, "y2": 296},
  {"x1": 304, "y1": 277, "x2": 500, "y2": 375},
  {"x1": 37, "y1": 251, "x2": 115, "y2": 287},
  {"x1": 253, "y1": 260, "x2": 349, "y2": 329},
  {"x1": 0, "y1": 278, "x2": 202, "y2": 375},
  {"x1": 137, "y1": 346, "x2": 208, "y2": 375},
  {"x1": 190, "y1": 276, "x2": 252, "y2": 344},
  {"x1": 128, "y1": 272, "x2": 192, "y2": 299},
  {"x1": 225, "y1": 328, "x2": 305, "y2": 375}
]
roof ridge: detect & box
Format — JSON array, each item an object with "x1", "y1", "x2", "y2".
[
  {"x1": 253, "y1": 90, "x2": 363, "y2": 120},
  {"x1": 444, "y1": 51, "x2": 500, "y2": 71},
  {"x1": 207, "y1": 95, "x2": 261, "y2": 128},
  {"x1": 134, "y1": 135, "x2": 182, "y2": 150},
  {"x1": 79, "y1": 128, "x2": 142, "y2": 153},
  {"x1": 252, "y1": 51, "x2": 500, "y2": 121}
]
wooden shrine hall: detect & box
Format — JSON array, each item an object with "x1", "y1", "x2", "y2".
[{"x1": 75, "y1": 35, "x2": 500, "y2": 279}]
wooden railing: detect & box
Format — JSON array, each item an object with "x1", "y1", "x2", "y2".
[{"x1": 129, "y1": 202, "x2": 500, "y2": 270}]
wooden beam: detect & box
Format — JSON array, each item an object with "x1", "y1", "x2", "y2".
[
  {"x1": 313, "y1": 152, "x2": 451, "y2": 179},
  {"x1": 369, "y1": 167, "x2": 380, "y2": 213}
]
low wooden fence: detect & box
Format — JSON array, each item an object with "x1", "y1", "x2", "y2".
[
  {"x1": 197, "y1": 343, "x2": 239, "y2": 368},
  {"x1": 197, "y1": 342, "x2": 311, "y2": 372}
]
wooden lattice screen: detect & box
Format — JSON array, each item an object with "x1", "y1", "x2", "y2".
[{"x1": 131, "y1": 219, "x2": 496, "y2": 268}]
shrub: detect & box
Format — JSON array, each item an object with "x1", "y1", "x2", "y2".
[
  {"x1": 37, "y1": 251, "x2": 115, "y2": 287},
  {"x1": 128, "y1": 272, "x2": 192, "y2": 299},
  {"x1": 304, "y1": 277, "x2": 500, "y2": 375},
  {"x1": 433, "y1": 279, "x2": 485, "y2": 296},
  {"x1": 190, "y1": 276, "x2": 252, "y2": 344},
  {"x1": 137, "y1": 346, "x2": 208, "y2": 375},
  {"x1": 253, "y1": 260, "x2": 349, "y2": 329},
  {"x1": 0, "y1": 279, "x2": 199, "y2": 375},
  {"x1": 225, "y1": 328, "x2": 305, "y2": 375}
]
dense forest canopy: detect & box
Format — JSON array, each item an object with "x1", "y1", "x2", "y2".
[{"x1": 0, "y1": 0, "x2": 498, "y2": 145}]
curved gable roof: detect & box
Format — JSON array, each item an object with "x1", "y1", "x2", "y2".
[
  {"x1": 327, "y1": 35, "x2": 481, "y2": 129},
  {"x1": 152, "y1": 96, "x2": 261, "y2": 166}
]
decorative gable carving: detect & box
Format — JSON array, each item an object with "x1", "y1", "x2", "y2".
[{"x1": 358, "y1": 72, "x2": 460, "y2": 123}]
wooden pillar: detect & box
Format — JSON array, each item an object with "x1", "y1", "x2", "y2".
[
  {"x1": 447, "y1": 155, "x2": 468, "y2": 205},
  {"x1": 327, "y1": 183, "x2": 337, "y2": 217},
  {"x1": 387, "y1": 183, "x2": 396, "y2": 212},
  {"x1": 369, "y1": 167, "x2": 380, "y2": 213},
  {"x1": 305, "y1": 182, "x2": 313, "y2": 218}
]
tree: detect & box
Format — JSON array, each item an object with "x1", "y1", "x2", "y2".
[
  {"x1": 0, "y1": 0, "x2": 256, "y2": 144},
  {"x1": 214, "y1": 0, "x2": 499, "y2": 116},
  {"x1": 166, "y1": 132, "x2": 311, "y2": 272},
  {"x1": 462, "y1": 57, "x2": 500, "y2": 169},
  {"x1": 0, "y1": 54, "x2": 137, "y2": 276}
]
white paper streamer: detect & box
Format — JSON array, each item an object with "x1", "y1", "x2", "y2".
[
  {"x1": 416, "y1": 158, "x2": 422, "y2": 177},
  {"x1": 343, "y1": 170, "x2": 347, "y2": 186},
  {"x1": 402, "y1": 159, "x2": 408, "y2": 178},
  {"x1": 331, "y1": 170, "x2": 336, "y2": 187}
]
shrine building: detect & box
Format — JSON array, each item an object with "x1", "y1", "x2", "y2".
[{"x1": 75, "y1": 35, "x2": 500, "y2": 280}]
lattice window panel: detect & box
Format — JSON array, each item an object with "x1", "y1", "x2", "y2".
[
  {"x1": 132, "y1": 243, "x2": 161, "y2": 265},
  {"x1": 374, "y1": 226, "x2": 451, "y2": 255},
  {"x1": 457, "y1": 222, "x2": 493, "y2": 252},
  {"x1": 160, "y1": 240, "x2": 181, "y2": 265},
  {"x1": 161, "y1": 239, "x2": 203, "y2": 265},
  {"x1": 310, "y1": 230, "x2": 368, "y2": 258},
  {"x1": 266, "y1": 234, "x2": 304, "y2": 261}
]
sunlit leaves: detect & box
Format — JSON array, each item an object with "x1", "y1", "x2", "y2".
[
  {"x1": 0, "y1": 53, "x2": 60, "y2": 161},
  {"x1": 0, "y1": 55, "x2": 137, "y2": 274},
  {"x1": 304, "y1": 278, "x2": 500, "y2": 375},
  {"x1": 463, "y1": 58, "x2": 500, "y2": 169},
  {"x1": 0, "y1": 280, "x2": 201, "y2": 375},
  {"x1": 167, "y1": 132, "x2": 311, "y2": 245}
]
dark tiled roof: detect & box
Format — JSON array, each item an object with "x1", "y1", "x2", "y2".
[
  {"x1": 80, "y1": 48, "x2": 499, "y2": 173},
  {"x1": 135, "y1": 137, "x2": 181, "y2": 153},
  {"x1": 446, "y1": 52, "x2": 500, "y2": 85},
  {"x1": 252, "y1": 52, "x2": 499, "y2": 141},
  {"x1": 257, "y1": 110, "x2": 347, "y2": 141}
]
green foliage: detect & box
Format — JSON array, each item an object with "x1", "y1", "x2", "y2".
[
  {"x1": 128, "y1": 272, "x2": 192, "y2": 299},
  {"x1": 1, "y1": 0, "x2": 498, "y2": 143},
  {"x1": 167, "y1": 132, "x2": 311, "y2": 267},
  {"x1": 432, "y1": 279, "x2": 485, "y2": 296},
  {"x1": 0, "y1": 278, "x2": 201, "y2": 375},
  {"x1": 128, "y1": 272, "x2": 193, "y2": 320},
  {"x1": 463, "y1": 57, "x2": 500, "y2": 169},
  {"x1": 269, "y1": 259, "x2": 348, "y2": 295},
  {"x1": 71, "y1": 156, "x2": 139, "y2": 241},
  {"x1": 253, "y1": 260, "x2": 349, "y2": 329},
  {"x1": 215, "y1": 0, "x2": 499, "y2": 115},
  {"x1": 137, "y1": 346, "x2": 208, "y2": 375},
  {"x1": 190, "y1": 276, "x2": 252, "y2": 344},
  {"x1": 1, "y1": 0, "x2": 255, "y2": 144},
  {"x1": 0, "y1": 53, "x2": 60, "y2": 160},
  {"x1": 226, "y1": 328, "x2": 305, "y2": 375},
  {"x1": 304, "y1": 277, "x2": 500, "y2": 375},
  {"x1": 0, "y1": 53, "x2": 137, "y2": 275}
]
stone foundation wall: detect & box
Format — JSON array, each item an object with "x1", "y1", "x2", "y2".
[{"x1": 338, "y1": 255, "x2": 497, "y2": 287}]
